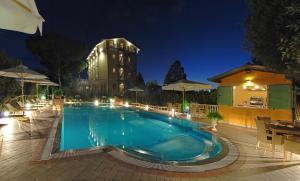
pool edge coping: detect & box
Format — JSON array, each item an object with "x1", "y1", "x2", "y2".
[{"x1": 38, "y1": 106, "x2": 239, "y2": 173}]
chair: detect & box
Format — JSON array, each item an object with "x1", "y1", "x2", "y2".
[
  {"x1": 17, "y1": 101, "x2": 39, "y2": 111},
  {"x1": 255, "y1": 118, "x2": 284, "y2": 151},
  {"x1": 284, "y1": 136, "x2": 300, "y2": 160},
  {"x1": 4, "y1": 103, "x2": 21, "y2": 115}
]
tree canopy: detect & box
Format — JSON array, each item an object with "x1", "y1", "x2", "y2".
[
  {"x1": 245, "y1": 0, "x2": 300, "y2": 79},
  {"x1": 163, "y1": 60, "x2": 186, "y2": 85},
  {"x1": 135, "y1": 72, "x2": 146, "y2": 89},
  {"x1": 26, "y1": 33, "x2": 87, "y2": 86},
  {"x1": 0, "y1": 50, "x2": 20, "y2": 103}
]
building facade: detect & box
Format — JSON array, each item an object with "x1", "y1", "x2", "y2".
[{"x1": 87, "y1": 38, "x2": 139, "y2": 97}]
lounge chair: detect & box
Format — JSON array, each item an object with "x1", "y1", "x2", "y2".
[
  {"x1": 284, "y1": 135, "x2": 300, "y2": 160},
  {"x1": 255, "y1": 118, "x2": 284, "y2": 152},
  {"x1": 17, "y1": 101, "x2": 39, "y2": 111},
  {"x1": 4, "y1": 103, "x2": 21, "y2": 115}
]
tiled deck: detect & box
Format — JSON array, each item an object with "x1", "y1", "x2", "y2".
[{"x1": 0, "y1": 108, "x2": 300, "y2": 181}]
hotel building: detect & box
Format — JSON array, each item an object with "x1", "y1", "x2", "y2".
[{"x1": 87, "y1": 38, "x2": 140, "y2": 97}]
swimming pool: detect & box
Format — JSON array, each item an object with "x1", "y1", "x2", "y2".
[{"x1": 60, "y1": 104, "x2": 222, "y2": 162}]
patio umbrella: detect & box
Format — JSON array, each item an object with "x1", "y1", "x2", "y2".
[
  {"x1": 0, "y1": 0, "x2": 44, "y2": 35},
  {"x1": 162, "y1": 79, "x2": 212, "y2": 109},
  {"x1": 0, "y1": 65, "x2": 47, "y2": 105},
  {"x1": 23, "y1": 79, "x2": 59, "y2": 98},
  {"x1": 128, "y1": 86, "x2": 144, "y2": 103}
]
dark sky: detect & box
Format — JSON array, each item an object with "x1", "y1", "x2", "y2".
[{"x1": 0, "y1": 0, "x2": 250, "y2": 85}]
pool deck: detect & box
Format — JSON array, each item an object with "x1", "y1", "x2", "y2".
[{"x1": 1, "y1": 107, "x2": 300, "y2": 181}]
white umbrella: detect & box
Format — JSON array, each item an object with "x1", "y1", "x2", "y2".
[
  {"x1": 162, "y1": 79, "x2": 212, "y2": 109},
  {"x1": 0, "y1": 65, "x2": 47, "y2": 105},
  {"x1": 0, "y1": 0, "x2": 44, "y2": 35},
  {"x1": 128, "y1": 86, "x2": 144, "y2": 103}
]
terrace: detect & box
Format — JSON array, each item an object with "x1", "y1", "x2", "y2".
[{"x1": 0, "y1": 102, "x2": 300, "y2": 180}]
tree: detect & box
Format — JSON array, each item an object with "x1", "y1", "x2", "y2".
[
  {"x1": 245, "y1": 0, "x2": 300, "y2": 78},
  {"x1": 0, "y1": 50, "x2": 20, "y2": 104},
  {"x1": 278, "y1": 4, "x2": 300, "y2": 76},
  {"x1": 135, "y1": 72, "x2": 146, "y2": 89},
  {"x1": 145, "y1": 80, "x2": 162, "y2": 105},
  {"x1": 26, "y1": 33, "x2": 87, "y2": 86},
  {"x1": 163, "y1": 60, "x2": 186, "y2": 85}
]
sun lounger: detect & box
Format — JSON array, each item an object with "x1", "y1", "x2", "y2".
[{"x1": 17, "y1": 101, "x2": 39, "y2": 111}]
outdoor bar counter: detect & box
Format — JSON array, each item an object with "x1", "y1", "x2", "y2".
[
  {"x1": 219, "y1": 105, "x2": 292, "y2": 128},
  {"x1": 208, "y1": 64, "x2": 294, "y2": 128}
]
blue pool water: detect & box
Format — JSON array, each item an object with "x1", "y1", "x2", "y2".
[{"x1": 60, "y1": 105, "x2": 222, "y2": 162}]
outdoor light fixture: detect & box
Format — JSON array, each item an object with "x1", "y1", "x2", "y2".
[
  {"x1": 25, "y1": 111, "x2": 32, "y2": 118},
  {"x1": 124, "y1": 102, "x2": 129, "y2": 107},
  {"x1": 41, "y1": 95, "x2": 46, "y2": 100},
  {"x1": 94, "y1": 100, "x2": 99, "y2": 106},
  {"x1": 25, "y1": 103, "x2": 31, "y2": 109},
  {"x1": 170, "y1": 108, "x2": 175, "y2": 117},
  {"x1": 233, "y1": 86, "x2": 236, "y2": 89},
  {"x1": 3, "y1": 111, "x2": 10, "y2": 117},
  {"x1": 145, "y1": 105, "x2": 149, "y2": 111},
  {"x1": 109, "y1": 98, "x2": 115, "y2": 103},
  {"x1": 186, "y1": 113, "x2": 191, "y2": 120}
]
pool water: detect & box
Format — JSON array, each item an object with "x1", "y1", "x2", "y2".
[{"x1": 60, "y1": 105, "x2": 222, "y2": 162}]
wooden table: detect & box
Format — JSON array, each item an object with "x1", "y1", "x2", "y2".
[{"x1": 268, "y1": 123, "x2": 300, "y2": 157}]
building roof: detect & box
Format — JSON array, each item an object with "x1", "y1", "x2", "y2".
[
  {"x1": 208, "y1": 64, "x2": 279, "y2": 83},
  {"x1": 87, "y1": 37, "x2": 140, "y2": 60}
]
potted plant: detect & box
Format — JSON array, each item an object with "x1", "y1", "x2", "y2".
[
  {"x1": 53, "y1": 88, "x2": 64, "y2": 99},
  {"x1": 207, "y1": 112, "x2": 223, "y2": 131}
]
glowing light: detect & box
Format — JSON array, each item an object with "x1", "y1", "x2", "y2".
[
  {"x1": 145, "y1": 105, "x2": 149, "y2": 111},
  {"x1": 122, "y1": 131, "x2": 125, "y2": 136},
  {"x1": 94, "y1": 100, "x2": 99, "y2": 106},
  {"x1": 170, "y1": 108, "x2": 175, "y2": 117},
  {"x1": 254, "y1": 85, "x2": 259, "y2": 89},
  {"x1": 110, "y1": 104, "x2": 115, "y2": 109},
  {"x1": 109, "y1": 98, "x2": 115, "y2": 103},
  {"x1": 243, "y1": 85, "x2": 247, "y2": 90},
  {"x1": 113, "y1": 38, "x2": 117, "y2": 44},
  {"x1": 233, "y1": 86, "x2": 236, "y2": 89},
  {"x1": 41, "y1": 95, "x2": 46, "y2": 100},
  {"x1": 24, "y1": 111, "x2": 32, "y2": 118},
  {"x1": 124, "y1": 102, "x2": 129, "y2": 107},
  {"x1": 186, "y1": 113, "x2": 191, "y2": 120},
  {"x1": 168, "y1": 117, "x2": 172, "y2": 120},
  {"x1": 25, "y1": 103, "x2": 31, "y2": 109},
  {"x1": 3, "y1": 111, "x2": 10, "y2": 117}
]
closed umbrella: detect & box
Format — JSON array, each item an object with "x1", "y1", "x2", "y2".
[
  {"x1": 162, "y1": 79, "x2": 212, "y2": 110},
  {"x1": 0, "y1": 65, "x2": 47, "y2": 105},
  {"x1": 0, "y1": 0, "x2": 44, "y2": 34},
  {"x1": 128, "y1": 86, "x2": 144, "y2": 103}
]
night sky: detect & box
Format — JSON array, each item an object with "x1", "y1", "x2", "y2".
[{"x1": 0, "y1": 0, "x2": 250, "y2": 85}]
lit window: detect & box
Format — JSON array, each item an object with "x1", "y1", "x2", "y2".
[
  {"x1": 113, "y1": 68, "x2": 115, "y2": 73},
  {"x1": 120, "y1": 43, "x2": 124, "y2": 49},
  {"x1": 119, "y1": 68, "x2": 124, "y2": 80},
  {"x1": 128, "y1": 57, "x2": 131, "y2": 63},
  {"x1": 112, "y1": 54, "x2": 116, "y2": 59},
  {"x1": 119, "y1": 83, "x2": 124, "y2": 94}
]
